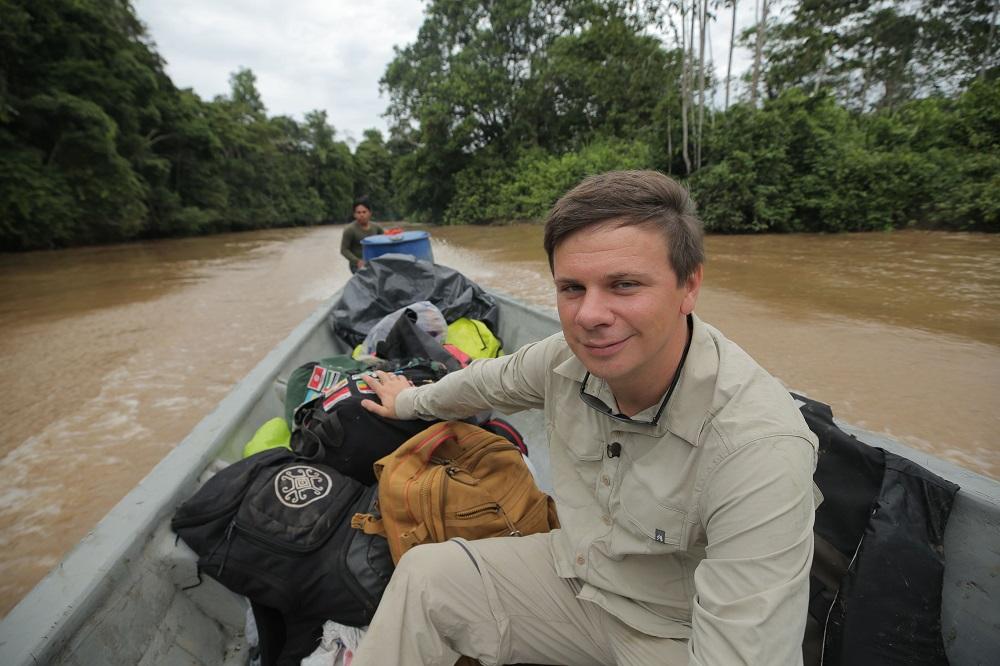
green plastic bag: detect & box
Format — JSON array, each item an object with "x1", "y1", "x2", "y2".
[
  {"x1": 445, "y1": 318, "x2": 503, "y2": 359},
  {"x1": 242, "y1": 417, "x2": 291, "y2": 458}
]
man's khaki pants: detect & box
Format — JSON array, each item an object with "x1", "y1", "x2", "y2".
[{"x1": 352, "y1": 531, "x2": 689, "y2": 665}]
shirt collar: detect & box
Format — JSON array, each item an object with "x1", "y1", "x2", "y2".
[{"x1": 553, "y1": 314, "x2": 717, "y2": 445}]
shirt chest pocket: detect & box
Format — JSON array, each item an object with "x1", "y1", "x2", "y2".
[
  {"x1": 548, "y1": 403, "x2": 605, "y2": 462},
  {"x1": 617, "y1": 475, "x2": 689, "y2": 551}
]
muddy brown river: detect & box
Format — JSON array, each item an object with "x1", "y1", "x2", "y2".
[{"x1": 0, "y1": 224, "x2": 997, "y2": 617}]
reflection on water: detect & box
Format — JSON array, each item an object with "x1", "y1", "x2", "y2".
[{"x1": 0, "y1": 223, "x2": 997, "y2": 618}]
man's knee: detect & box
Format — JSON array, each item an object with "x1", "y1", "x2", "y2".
[{"x1": 392, "y1": 541, "x2": 479, "y2": 593}]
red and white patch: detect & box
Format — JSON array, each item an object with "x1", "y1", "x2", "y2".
[
  {"x1": 322, "y1": 387, "x2": 351, "y2": 411},
  {"x1": 306, "y1": 366, "x2": 327, "y2": 392}
]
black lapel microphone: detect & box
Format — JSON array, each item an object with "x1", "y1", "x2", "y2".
[{"x1": 607, "y1": 441, "x2": 622, "y2": 458}]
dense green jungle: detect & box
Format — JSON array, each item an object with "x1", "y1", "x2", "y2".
[{"x1": 1, "y1": 0, "x2": 997, "y2": 251}]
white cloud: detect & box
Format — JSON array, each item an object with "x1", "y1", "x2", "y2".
[
  {"x1": 134, "y1": 1, "x2": 765, "y2": 143},
  {"x1": 134, "y1": 0, "x2": 426, "y2": 143}
]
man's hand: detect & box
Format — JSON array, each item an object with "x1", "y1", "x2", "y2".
[
  {"x1": 357, "y1": 259, "x2": 365, "y2": 270},
  {"x1": 361, "y1": 370, "x2": 414, "y2": 419}
]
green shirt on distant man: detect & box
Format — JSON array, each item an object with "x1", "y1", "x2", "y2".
[{"x1": 340, "y1": 198, "x2": 383, "y2": 273}]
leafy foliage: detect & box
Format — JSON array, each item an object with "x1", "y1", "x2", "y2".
[
  {"x1": 445, "y1": 139, "x2": 653, "y2": 225},
  {"x1": 0, "y1": 0, "x2": 396, "y2": 251},
  {"x1": 0, "y1": 0, "x2": 996, "y2": 249},
  {"x1": 384, "y1": 0, "x2": 997, "y2": 233},
  {"x1": 692, "y1": 83, "x2": 999, "y2": 233}
]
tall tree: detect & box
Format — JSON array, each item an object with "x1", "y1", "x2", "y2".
[
  {"x1": 0, "y1": 0, "x2": 155, "y2": 249},
  {"x1": 725, "y1": 0, "x2": 737, "y2": 110},
  {"x1": 229, "y1": 68, "x2": 266, "y2": 121},
  {"x1": 983, "y1": 0, "x2": 999, "y2": 79},
  {"x1": 301, "y1": 110, "x2": 354, "y2": 222},
  {"x1": 382, "y1": 0, "x2": 677, "y2": 220},
  {"x1": 696, "y1": 0, "x2": 709, "y2": 170},
  {"x1": 679, "y1": 0, "x2": 692, "y2": 173},
  {"x1": 353, "y1": 128, "x2": 398, "y2": 219},
  {"x1": 750, "y1": 0, "x2": 769, "y2": 106}
]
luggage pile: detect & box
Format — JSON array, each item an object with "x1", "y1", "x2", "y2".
[{"x1": 172, "y1": 257, "x2": 557, "y2": 666}]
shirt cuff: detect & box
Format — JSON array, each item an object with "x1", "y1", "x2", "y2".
[{"x1": 394, "y1": 387, "x2": 419, "y2": 420}]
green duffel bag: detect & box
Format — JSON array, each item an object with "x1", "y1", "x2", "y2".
[{"x1": 284, "y1": 356, "x2": 375, "y2": 426}]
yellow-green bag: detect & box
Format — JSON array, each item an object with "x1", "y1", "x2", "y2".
[
  {"x1": 242, "y1": 417, "x2": 291, "y2": 458},
  {"x1": 445, "y1": 317, "x2": 503, "y2": 359}
]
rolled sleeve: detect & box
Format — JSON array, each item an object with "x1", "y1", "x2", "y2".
[{"x1": 689, "y1": 435, "x2": 816, "y2": 665}]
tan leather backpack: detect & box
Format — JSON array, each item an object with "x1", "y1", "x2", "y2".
[{"x1": 352, "y1": 420, "x2": 559, "y2": 564}]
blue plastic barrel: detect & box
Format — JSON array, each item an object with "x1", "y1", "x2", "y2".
[{"x1": 361, "y1": 230, "x2": 434, "y2": 263}]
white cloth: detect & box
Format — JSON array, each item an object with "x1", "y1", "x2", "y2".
[
  {"x1": 360, "y1": 301, "x2": 447, "y2": 356},
  {"x1": 300, "y1": 621, "x2": 368, "y2": 666}
]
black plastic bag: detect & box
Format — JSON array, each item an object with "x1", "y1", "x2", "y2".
[
  {"x1": 329, "y1": 254, "x2": 500, "y2": 346},
  {"x1": 794, "y1": 393, "x2": 958, "y2": 666}
]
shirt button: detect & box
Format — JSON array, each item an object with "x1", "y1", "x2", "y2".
[
  {"x1": 601, "y1": 475, "x2": 611, "y2": 486},
  {"x1": 602, "y1": 514, "x2": 612, "y2": 525},
  {"x1": 576, "y1": 555, "x2": 585, "y2": 566}
]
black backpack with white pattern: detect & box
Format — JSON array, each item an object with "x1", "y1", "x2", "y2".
[{"x1": 172, "y1": 448, "x2": 393, "y2": 665}]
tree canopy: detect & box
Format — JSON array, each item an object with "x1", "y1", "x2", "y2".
[
  {"x1": 381, "y1": 0, "x2": 998, "y2": 232},
  {"x1": 0, "y1": 0, "x2": 398, "y2": 251},
  {"x1": 0, "y1": 0, "x2": 996, "y2": 251}
]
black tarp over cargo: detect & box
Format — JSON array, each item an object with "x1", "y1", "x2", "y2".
[
  {"x1": 329, "y1": 255, "x2": 500, "y2": 346},
  {"x1": 795, "y1": 393, "x2": 959, "y2": 666}
]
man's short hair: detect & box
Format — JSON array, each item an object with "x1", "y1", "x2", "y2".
[
  {"x1": 353, "y1": 196, "x2": 372, "y2": 212},
  {"x1": 543, "y1": 170, "x2": 705, "y2": 283}
]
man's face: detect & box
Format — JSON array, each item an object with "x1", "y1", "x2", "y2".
[
  {"x1": 553, "y1": 222, "x2": 701, "y2": 394},
  {"x1": 354, "y1": 205, "x2": 372, "y2": 227}
]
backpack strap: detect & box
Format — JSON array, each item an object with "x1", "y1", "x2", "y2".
[
  {"x1": 351, "y1": 512, "x2": 386, "y2": 537},
  {"x1": 400, "y1": 523, "x2": 430, "y2": 551},
  {"x1": 410, "y1": 422, "x2": 455, "y2": 463},
  {"x1": 351, "y1": 512, "x2": 430, "y2": 550}
]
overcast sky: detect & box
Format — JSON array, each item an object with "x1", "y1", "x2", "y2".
[{"x1": 134, "y1": 0, "x2": 761, "y2": 147}]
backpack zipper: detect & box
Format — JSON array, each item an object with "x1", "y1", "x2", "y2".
[
  {"x1": 455, "y1": 504, "x2": 500, "y2": 519},
  {"x1": 421, "y1": 464, "x2": 448, "y2": 543},
  {"x1": 454, "y1": 503, "x2": 522, "y2": 535},
  {"x1": 398, "y1": 433, "x2": 449, "y2": 525},
  {"x1": 211, "y1": 519, "x2": 237, "y2": 576}
]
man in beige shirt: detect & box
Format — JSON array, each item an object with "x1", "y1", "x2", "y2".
[{"x1": 356, "y1": 171, "x2": 818, "y2": 665}]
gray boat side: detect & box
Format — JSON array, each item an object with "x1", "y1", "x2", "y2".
[{"x1": 0, "y1": 292, "x2": 996, "y2": 665}]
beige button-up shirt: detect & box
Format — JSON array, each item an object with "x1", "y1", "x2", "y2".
[{"x1": 396, "y1": 315, "x2": 819, "y2": 665}]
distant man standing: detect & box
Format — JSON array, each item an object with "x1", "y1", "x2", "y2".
[{"x1": 340, "y1": 197, "x2": 383, "y2": 273}]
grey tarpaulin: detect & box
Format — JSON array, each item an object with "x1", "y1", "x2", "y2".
[{"x1": 329, "y1": 254, "x2": 500, "y2": 346}]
